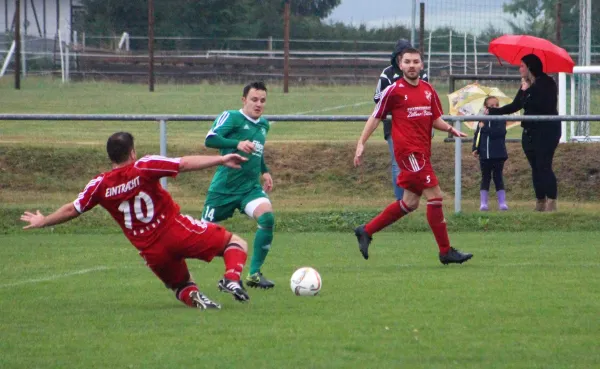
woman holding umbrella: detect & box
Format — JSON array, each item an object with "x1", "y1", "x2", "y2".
[{"x1": 486, "y1": 53, "x2": 560, "y2": 212}]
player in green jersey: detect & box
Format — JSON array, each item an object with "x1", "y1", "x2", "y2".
[{"x1": 202, "y1": 81, "x2": 276, "y2": 289}]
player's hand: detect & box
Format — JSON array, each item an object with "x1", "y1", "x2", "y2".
[
  {"x1": 237, "y1": 140, "x2": 255, "y2": 154},
  {"x1": 262, "y1": 172, "x2": 273, "y2": 193},
  {"x1": 354, "y1": 142, "x2": 365, "y2": 167},
  {"x1": 449, "y1": 127, "x2": 468, "y2": 138},
  {"x1": 472, "y1": 150, "x2": 479, "y2": 157},
  {"x1": 20, "y1": 210, "x2": 45, "y2": 229},
  {"x1": 221, "y1": 153, "x2": 248, "y2": 169}
]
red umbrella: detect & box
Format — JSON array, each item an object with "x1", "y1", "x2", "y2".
[{"x1": 488, "y1": 35, "x2": 575, "y2": 74}]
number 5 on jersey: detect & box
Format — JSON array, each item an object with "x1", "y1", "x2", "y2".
[{"x1": 118, "y1": 191, "x2": 155, "y2": 229}]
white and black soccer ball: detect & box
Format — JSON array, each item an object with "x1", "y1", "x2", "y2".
[{"x1": 290, "y1": 267, "x2": 321, "y2": 296}]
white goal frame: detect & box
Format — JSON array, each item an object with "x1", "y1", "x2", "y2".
[{"x1": 559, "y1": 66, "x2": 600, "y2": 142}]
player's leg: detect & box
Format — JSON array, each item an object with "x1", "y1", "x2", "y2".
[
  {"x1": 242, "y1": 192, "x2": 275, "y2": 289},
  {"x1": 479, "y1": 159, "x2": 492, "y2": 211},
  {"x1": 422, "y1": 185, "x2": 473, "y2": 265},
  {"x1": 387, "y1": 136, "x2": 404, "y2": 201},
  {"x1": 493, "y1": 159, "x2": 508, "y2": 211},
  {"x1": 354, "y1": 161, "x2": 420, "y2": 260},
  {"x1": 168, "y1": 214, "x2": 250, "y2": 302},
  {"x1": 217, "y1": 234, "x2": 250, "y2": 301},
  {"x1": 140, "y1": 246, "x2": 221, "y2": 310}
]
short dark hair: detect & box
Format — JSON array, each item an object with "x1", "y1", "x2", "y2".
[
  {"x1": 243, "y1": 81, "x2": 267, "y2": 97},
  {"x1": 106, "y1": 132, "x2": 134, "y2": 164},
  {"x1": 400, "y1": 47, "x2": 422, "y2": 59}
]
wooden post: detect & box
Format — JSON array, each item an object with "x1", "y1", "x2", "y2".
[
  {"x1": 555, "y1": 0, "x2": 562, "y2": 45},
  {"x1": 148, "y1": 0, "x2": 155, "y2": 92},
  {"x1": 283, "y1": 0, "x2": 290, "y2": 93},
  {"x1": 15, "y1": 0, "x2": 21, "y2": 89}
]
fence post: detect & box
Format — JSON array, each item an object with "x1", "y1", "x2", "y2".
[
  {"x1": 454, "y1": 119, "x2": 462, "y2": 213},
  {"x1": 159, "y1": 119, "x2": 168, "y2": 189}
]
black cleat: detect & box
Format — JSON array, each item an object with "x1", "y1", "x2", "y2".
[
  {"x1": 439, "y1": 247, "x2": 473, "y2": 265},
  {"x1": 354, "y1": 225, "x2": 372, "y2": 260},
  {"x1": 189, "y1": 291, "x2": 221, "y2": 310},
  {"x1": 218, "y1": 278, "x2": 250, "y2": 302},
  {"x1": 245, "y1": 272, "x2": 275, "y2": 289}
]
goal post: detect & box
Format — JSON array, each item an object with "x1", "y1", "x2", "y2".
[{"x1": 559, "y1": 66, "x2": 600, "y2": 142}]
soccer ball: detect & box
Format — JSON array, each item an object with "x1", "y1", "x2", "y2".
[{"x1": 290, "y1": 267, "x2": 322, "y2": 296}]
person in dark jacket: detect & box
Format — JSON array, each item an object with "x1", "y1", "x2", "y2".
[
  {"x1": 486, "y1": 54, "x2": 560, "y2": 212},
  {"x1": 373, "y1": 39, "x2": 428, "y2": 200},
  {"x1": 472, "y1": 96, "x2": 508, "y2": 211}
]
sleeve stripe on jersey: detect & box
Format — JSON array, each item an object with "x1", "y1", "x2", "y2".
[
  {"x1": 136, "y1": 155, "x2": 181, "y2": 165},
  {"x1": 136, "y1": 167, "x2": 178, "y2": 173},
  {"x1": 73, "y1": 176, "x2": 104, "y2": 213},
  {"x1": 372, "y1": 83, "x2": 396, "y2": 118},
  {"x1": 207, "y1": 111, "x2": 229, "y2": 137}
]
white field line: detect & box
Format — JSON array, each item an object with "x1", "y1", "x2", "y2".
[
  {"x1": 0, "y1": 266, "x2": 113, "y2": 288},
  {"x1": 289, "y1": 101, "x2": 372, "y2": 116}
]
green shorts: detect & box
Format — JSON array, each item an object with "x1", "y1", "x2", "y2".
[{"x1": 202, "y1": 187, "x2": 270, "y2": 222}]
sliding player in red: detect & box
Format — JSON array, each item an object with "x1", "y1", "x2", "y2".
[{"x1": 20, "y1": 132, "x2": 251, "y2": 310}]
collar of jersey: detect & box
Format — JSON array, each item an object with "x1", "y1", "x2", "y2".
[{"x1": 239, "y1": 109, "x2": 261, "y2": 124}]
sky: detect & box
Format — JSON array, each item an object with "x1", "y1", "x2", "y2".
[{"x1": 326, "y1": 0, "x2": 518, "y2": 34}]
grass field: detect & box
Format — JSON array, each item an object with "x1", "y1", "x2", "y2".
[
  {"x1": 2, "y1": 77, "x2": 600, "y2": 146},
  {"x1": 2, "y1": 77, "x2": 600, "y2": 368},
  {"x1": 1, "y1": 232, "x2": 599, "y2": 369}
]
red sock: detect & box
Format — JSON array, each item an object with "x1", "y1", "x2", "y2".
[
  {"x1": 365, "y1": 200, "x2": 413, "y2": 235},
  {"x1": 223, "y1": 246, "x2": 247, "y2": 281},
  {"x1": 176, "y1": 283, "x2": 199, "y2": 307},
  {"x1": 426, "y1": 198, "x2": 451, "y2": 254}
]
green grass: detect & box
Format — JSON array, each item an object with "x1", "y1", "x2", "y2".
[
  {"x1": 1, "y1": 232, "x2": 599, "y2": 369},
  {"x1": 2, "y1": 77, "x2": 599, "y2": 146}
]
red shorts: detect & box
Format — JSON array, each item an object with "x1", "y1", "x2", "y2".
[
  {"x1": 139, "y1": 214, "x2": 231, "y2": 288},
  {"x1": 395, "y1": 152, "x2": 439, "y2": 196}
]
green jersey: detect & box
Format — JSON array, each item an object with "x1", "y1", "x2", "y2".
[{"x1": 205, "y1": 109, "x2": 270, "y2": 194}]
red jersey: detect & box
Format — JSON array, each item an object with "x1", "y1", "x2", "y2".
[
  {"x1": 372, "y1": 79, "x2": 443, "y2": 157},
  {"x1": 73, "y1": 155, "x2": 182, "y2": 250}
]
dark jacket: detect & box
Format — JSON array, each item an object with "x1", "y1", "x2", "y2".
[
  {"x1": 472, "y1": 119, "x2": 508, "y2": 160},
  {"x1": 373, "y1": 39, "x2": 428, "y2": 140},
  {"x1": 487, "y1": 74, "x2": 560, "y2": 132}
]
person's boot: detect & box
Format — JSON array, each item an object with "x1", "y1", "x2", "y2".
[
  {"x1": 479, "y1": 190, "x2": 489, "y2": 211},
  {"x1": 497, "y1": 190, "x2": 508, "y2": 211},
  {"x1": 535, "y1": 198, "x2": 546, "y2": 212},
  {"x1": 545, "y1": 199, "x2": 557, "y2": 212}
]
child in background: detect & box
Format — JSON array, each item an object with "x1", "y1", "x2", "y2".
[{"x1": 472, "y1": 96, "x2": 509, "y2": 211}]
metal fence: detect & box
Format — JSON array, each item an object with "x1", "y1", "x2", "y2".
[{"x1": 1, "y1": 113, "x2": 600, "y2": 213}]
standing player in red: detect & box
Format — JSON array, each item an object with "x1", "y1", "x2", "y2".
[
  {"x1": 353, "y1": 48, "x2": 473, "y2": 265},
  {"x1": 20, "y1": 132, "x2": 251, "y2": 310}
]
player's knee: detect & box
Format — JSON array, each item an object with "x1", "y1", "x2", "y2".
[
  {"x1": 404, "y1": 198, "x2": 419, "y2": 210},
  {"x1": 257, "y1": 212, "x2": 275, "y2": 230},
  {"x1": 228, "y1": 234, "x2": 248, "y2": 253}
]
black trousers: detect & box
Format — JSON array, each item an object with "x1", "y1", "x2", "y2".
[
  {"x1": 522, "y1": 128, "x2": 561, "y2": 200},
  {"x1": 479, "y1": 158, "x2": 506, "y2": 191}
]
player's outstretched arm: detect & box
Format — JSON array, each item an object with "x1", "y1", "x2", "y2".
[
  {"x1": 354, "y1": 116, "x2": 382, "y2": 167},
  {"x1": 21, "y1": 203, "x2": 80, "y2": 229},
  {"x1": 179, "y1": 154, "x2": 247, "y2": 172},
  {"x1": 433, "y1": 117, "x2": 468, "y2": 138}
]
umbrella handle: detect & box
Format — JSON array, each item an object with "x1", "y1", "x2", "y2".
[{"x1": 494, "y1": 55, "x2": 504, "y2": 67}]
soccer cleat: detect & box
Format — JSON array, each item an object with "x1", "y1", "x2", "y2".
[
  {"x1": 245, "y1": 272, "x2": 275, "y2": 289},
  {"x1": 354, "y1": 225, "x2": 372, "y2": 260},
  {"x1": 189, "y1": 290, "x2": 221, "y2": 310},
  {"x1": 218, "y1": 278, "x2": 250, "y2": 302},
  {"x1": 439, "y1": 247, "x2": 473, "y2": 265}
]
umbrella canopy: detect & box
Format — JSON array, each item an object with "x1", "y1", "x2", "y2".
[
  {"x1": 448, "y1": 83, "x2": 521, "y2": 130},
  {"x1": 488, "y1": 35, "x2": 574, "y2": 74}
]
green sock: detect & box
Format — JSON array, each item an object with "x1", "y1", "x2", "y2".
[{"x1": 249, "y1": 212, "x2": 274, "y2": 275}]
